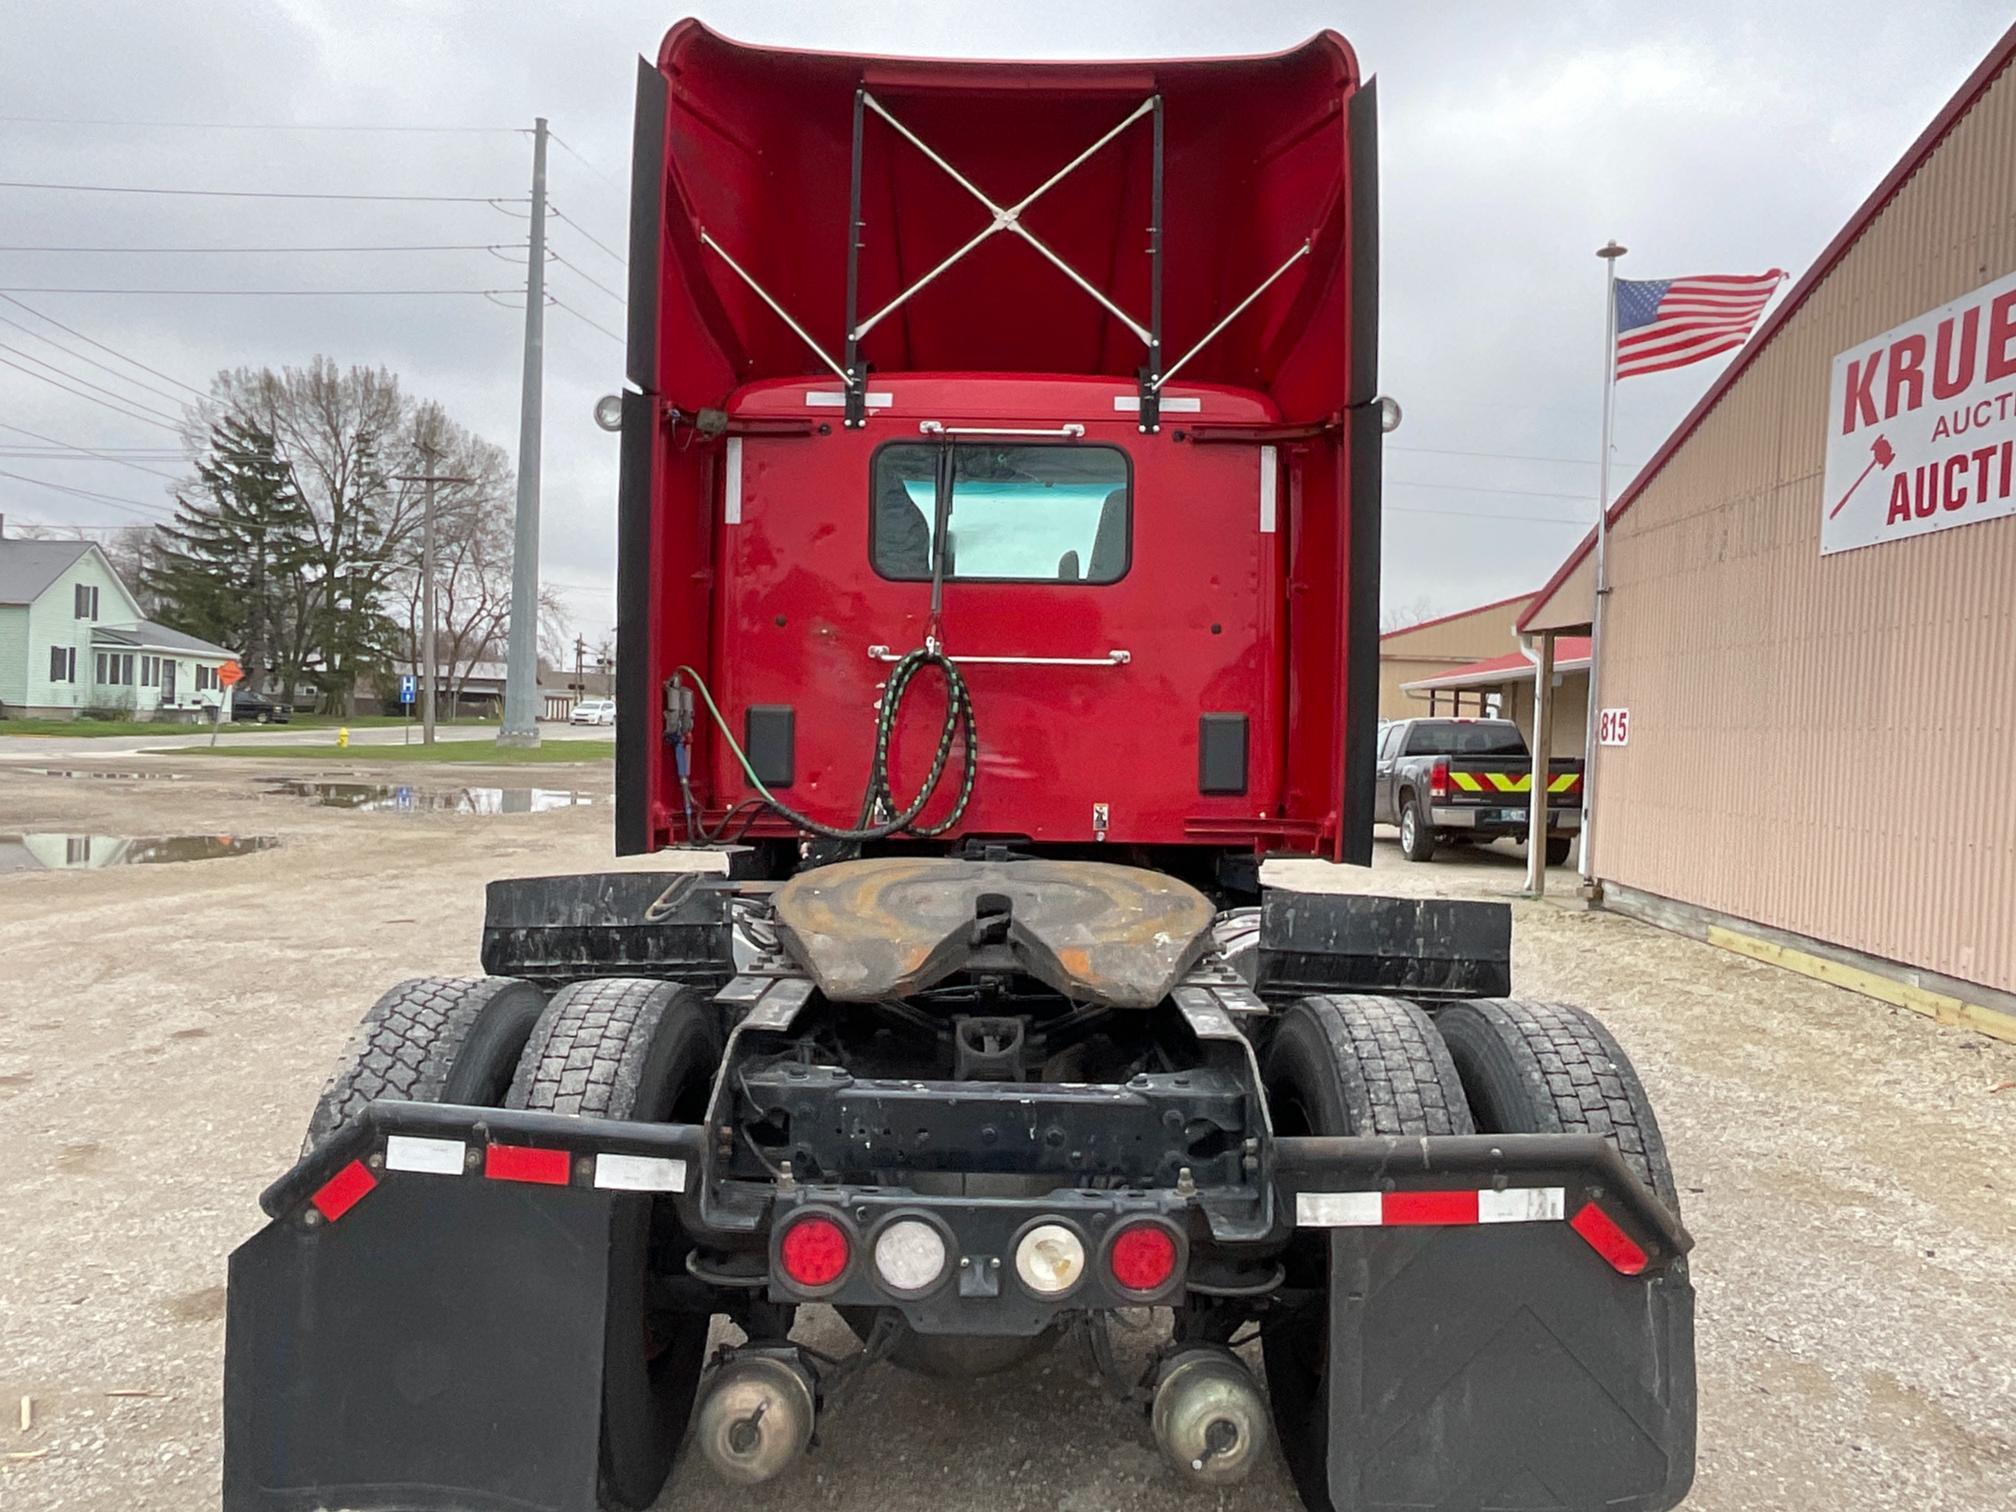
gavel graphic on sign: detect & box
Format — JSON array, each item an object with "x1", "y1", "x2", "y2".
[{"x1": 1829, "y1": 434, "x2": 1896, "y2": 519}]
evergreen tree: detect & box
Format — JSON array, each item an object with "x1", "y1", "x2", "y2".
[{"x1": 143, "y1": 417, "x2": 316, "y2": 694}]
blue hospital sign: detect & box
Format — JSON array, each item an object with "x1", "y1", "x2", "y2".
[{"x1": 399, "y1": 674, "x2": 417, "y2": 705}]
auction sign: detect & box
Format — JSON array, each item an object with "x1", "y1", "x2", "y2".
[{"x1": 1822, "y1": 268, "x2": 2016, "y2": 554}]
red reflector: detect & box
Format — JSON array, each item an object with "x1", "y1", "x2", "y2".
[
  {"x1": 1570, "y1": 1201, "x2": 1649, "y2": 1275},
  {"x1": 1429, "y1": 759, "x2": 1450, "y2": 800},
  {"x1": 310, "y1": 1159, "x2": 377, "y2": 1222},
  {"x1": 484, "y1": 1143, "x2": 572, "y2": 1186},
  {"x1": 778, "y1": 1214, "x2": 850, "y2": 1288},
  {"x1": 1383, "y1": 1189, "x2": 1480, "y2": 1226},
  {"x1": 1108, "y1": 1224, "x2": 1178, "y2": 1292}
]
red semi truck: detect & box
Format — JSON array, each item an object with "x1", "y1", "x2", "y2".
[{"x1": 223, "y1": 21, "x2": 1695, "y2": 1512}]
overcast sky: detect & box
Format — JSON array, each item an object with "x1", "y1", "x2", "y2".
[{"x1": 2, "y1": 0, "x2": 2010, "y2": 641}]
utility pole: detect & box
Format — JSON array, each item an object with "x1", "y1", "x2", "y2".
[
  {"x1": 500, "y1": 115, "x2": 549, "y2": 748},
  {"x1": 574, "y1": 634, "x2": 586, "y2": 693},
  {"x1": 393, "y1": 451, "x2": 474, "y2": 747}
]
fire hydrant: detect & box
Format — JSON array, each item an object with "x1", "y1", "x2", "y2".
[{"x1": 337, "y1": 727, "x2": 350, "y2": 748}]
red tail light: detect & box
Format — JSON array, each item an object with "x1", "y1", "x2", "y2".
[
  {"x1": 778, "y1": 1213, "x2": 852, "y2": 1289},
  {"x1": 1429, "y1": 759, "x2": 1450, "y2": 801},
  {"x1": 1107, "y1": 1222, "x2": 1179, "y2": 1293}
]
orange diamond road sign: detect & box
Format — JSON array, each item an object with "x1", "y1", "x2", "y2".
[{"x1": 219, "y1": 660, "x2": 245, "y2": 687}]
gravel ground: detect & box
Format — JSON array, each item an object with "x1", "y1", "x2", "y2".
[{"x1": 1, "y1": 755, "x2": 2012, "y2": 1511}]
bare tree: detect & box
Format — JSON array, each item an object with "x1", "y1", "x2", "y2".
[
  {"x1": 1380, "y1": 594, "x2": 1440, "y2": 633},
  {"x1": 188, "y1": 360, "x2": 513, "y2": 713}
]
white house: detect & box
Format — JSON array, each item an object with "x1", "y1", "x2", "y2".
[{"x1": 0, "y1": 535, "x2": 239, "y2": 722}]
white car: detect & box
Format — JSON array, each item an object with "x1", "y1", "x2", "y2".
[{"x1": 569, "y1": 698, "x2": 616, "y2": 726}]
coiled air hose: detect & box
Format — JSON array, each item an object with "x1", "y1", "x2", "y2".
[{"x1": 675, "y1": 650, "x2": 977, "y2": 844}]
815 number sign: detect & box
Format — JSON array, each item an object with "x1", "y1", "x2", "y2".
[{"x1": 1597, "y1": 707, "x2": 1631, "y2": 747}]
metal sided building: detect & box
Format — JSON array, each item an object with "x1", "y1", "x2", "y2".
[{"x1": 1521, "y1": 22, "x2": 2016, "y2": 1040}]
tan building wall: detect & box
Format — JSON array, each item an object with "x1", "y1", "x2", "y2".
[
  {"x1": 1377, "y1": 592, "x2": 1530, "y2": 719},
  {"x1": 1588, "y1": 50, "x2": 2016, "y2": 994},
  {"x1": 1501, "y1": 670, "x2": 1588, "y2": 760}
]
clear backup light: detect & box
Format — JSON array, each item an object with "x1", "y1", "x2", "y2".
[
  {"x1": 592, "y1": 393, "x2": 625, "y2": 432},
  {"x1": 873, "y1": 1219, "x2": 949, "y2": 1294},
  {"x1": 1014, "y1": 1223, "x2": 1087, "y2": 1296}
]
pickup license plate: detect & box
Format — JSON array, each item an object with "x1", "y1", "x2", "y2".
[{"x1": 1492, "y1": 807, "x2": 1527, "y2": 824}]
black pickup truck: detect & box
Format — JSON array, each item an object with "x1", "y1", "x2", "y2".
[{"x1": 1373, "y1": 717, "x2": 1583, "y2": 864}]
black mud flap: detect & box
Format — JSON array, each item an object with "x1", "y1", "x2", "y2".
[
  {"x1": 1279, "y1": 1135, "x2": 1695, "y2": 1512},
  {"x1": 224, "y1": 1103, "x2": 707, "y2": 1512},
  {"x1": 1324, "y1": 1228, "x2": 1693, "y2": 1511}
]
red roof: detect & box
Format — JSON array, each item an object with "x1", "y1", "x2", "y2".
[
  {"x1": 1379, "y1": 588, "x2": 1534, "y2": 642},
  {"x1": 1403, "y1": 637, "x2": 1591, "y2": 693},
  {"x1": 1517, "y1": 21, "x2": 2016, "y2": 633}
]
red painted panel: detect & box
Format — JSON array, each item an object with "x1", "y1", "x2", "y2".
[{"x1": 701, "y1": 378, "x2": 1284, "y2": 846}]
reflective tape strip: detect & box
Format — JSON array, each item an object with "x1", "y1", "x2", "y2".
[
  {"x1": 1297, "y1": 1187, "x2": 1567, "y2": 1228},
  {"x1": 593, "y1": 1153, "x2": 688, "y2": 1193},
  {"x1": 384, "y1": 1135, "x2": 467, "y2": 1176},
  {"x1": 804, "y1": 390, "x2": 891, "y2": 408},
  {"x1": 1296, "y1": 1191, "x2": 1383, "y2": 1227},
  {"x1": 723, "y1": 437, "x2": 743, "y2": 524},
  {"x1": 1484, "y1": 772, "x2": 1530, "y2": 793},
  {"x1": 1478, "y1": 1186, "x2": 1566, "y2": 1223},
  {"x1": 1548, "y1": 773, "x2": 1579, "y2": 793},
  {"x1": 1451, "y1": 772, "x2": 1485, "y2": 792},
  {"x1": 1258, "y1": 445, "x2": 1278, "y2": 534},
  {"x1": 1113, "y1": 394, "x2": 1201, "y2": 412}
]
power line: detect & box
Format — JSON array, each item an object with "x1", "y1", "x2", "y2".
[
  {"x1": 0, "y1": 422, "x2": 186, "y2": 481},
  {"x1": 0, "y1": 343, "x2": 185, "y2": 424},
  {"x1": 546, "y1": 133, "x2": 627, "y2": 194},
  {"x1": 1386, "y1": 503, "x2": 1589, "y2": 526},
  {"x1": 1388, "y1": 478, "x2": 1597, "y2": 504},
  {"x1": 0, "y1": 286, "x2": 526, "y2": 297},
  {"x1": 1390, "y1": 443, "x2": 1645, "y2": 470},
  {"x1": 549, "y1": 207, "x2": 626, "y2": 268},
  {"x1": 0, "y1": 179, "x2": 524, "y2": 204},
  {"x1": 550, "y1": 297, "x2": 624, "y2": 347},
  {"x1": 0, "y1": 466, "x2": 174, "y2": 519},
  {"x1": 0, "y1": 314, "x2": 192, "y2": 408},
  {"x1": 0, "y1": 354, "x2": 184, "y2": 431},
  {"x1": 0, "y1": 114, "x2": 522, "y2": 134},
  {"x1": 549, "y1": 250, "x2": 625, "y2": 306},
  {"x1": 0, "y1": 292, "x2": 208, "y2": 397},
  {"x1": 0, "y1": 242, "x2": 521, "y2": 254}
]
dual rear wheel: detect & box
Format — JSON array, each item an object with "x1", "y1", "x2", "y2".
[
  {"x1": 307, "y1": 974, "x2": 721, "y2": 1511},
  {"x1": 1258, "y1": 992, "x2": 1676, "y2": 1509}
]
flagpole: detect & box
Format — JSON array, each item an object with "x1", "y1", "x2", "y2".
[{"x1": 1581, "y1": 240, "x2": 1626, "y2": 893}]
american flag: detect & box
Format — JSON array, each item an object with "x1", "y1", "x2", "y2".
[{"x1": 1614, "y1": 270, "x2": 1785, "y2": 379}]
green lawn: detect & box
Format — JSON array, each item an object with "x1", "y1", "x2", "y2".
[
  {"x1": 1, "y1": 716, "x2": 185, "y2": 737},
  {"x1": 1, "y1": 713, "x2": 491, "y2": 738},
  {"x1": 169, "y1": 738, "x2": 613, "y2": 765}
]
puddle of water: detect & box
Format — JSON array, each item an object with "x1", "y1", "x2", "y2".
[
  {"x1": 32, "y1": 768, "x2": 184, "y2": 781},
  {"x1": 0, "y1": 833, "x2": 279, "y2": 872},
  {"x1": 263, "y1": 780, "x2": 596, "y2": 815}
]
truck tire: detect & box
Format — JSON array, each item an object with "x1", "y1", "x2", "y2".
[
  {"x1": 508, "y1": 980, "x2": 722, "y2": 1512},
  {"x1": 1545, "y1": 833, "x2": 1573, "y2": 867},
  {"x1": 304, "y1": 975, "x2": 545, "y2": 1153},
  {"x1": 1434, "y1": 998, "x2": 1678, "y2": 1210},
  {"x1": 1397, "y1": 793, "x2": 1437, "y2": 862},
  {"x1": 1260, "y1": 996, "x2": 1473, "y2": 1507}
]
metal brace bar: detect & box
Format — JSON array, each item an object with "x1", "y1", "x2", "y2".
[
  {"x1": 867, "y1": 645, "x2": 1130, "y2": 667},
  {"x1": 1139, "y1": 93, "x2": 1165, "y2": 432},
  {"x1": 699, "y1": 228, "x2": 850, "y2": 383},
  {"x1": 842, "y1": 86, "x2": 868, "y2": 427},
  {"x1": 1156, "y1": 240, "x2": 1314, "y2": 391},
  {"x1": 852, "y1": 91, "x2": 1154, "y2": 348}
]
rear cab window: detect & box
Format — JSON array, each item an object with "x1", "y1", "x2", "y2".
[
  {"x1": 1402, "y1": 721, "x2": 1530, "y2": 758},
  {"x1": 871, "y1": 442, "x2": 1131, "y2": 584}
]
